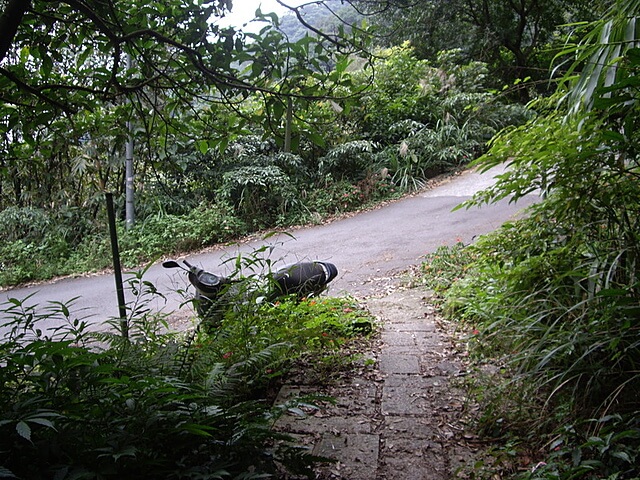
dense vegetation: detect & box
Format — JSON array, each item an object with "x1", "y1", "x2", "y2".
[
  {"x1": 3, "y1": 0, "x2": 640, "y2": 478},
  {"x1": 368, "y1": 0, "x2": 607, "y2": 98},
  {"x1": 1, "y1": 262, "x2": 375, "y2": 478},
  {"x1": 0, "y1": 33, "x2": 528, "y2": 287},
  {"x1": 420, "y1": 1, "x2": 640, "y2": 478}
]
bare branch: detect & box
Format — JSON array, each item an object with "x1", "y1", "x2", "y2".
[
  {"x1": 275, "y1": 0, "x2": 349, "y2": 51},
  {"x1": 0, "y1": 66, "x2": 74, "y2": 113}
]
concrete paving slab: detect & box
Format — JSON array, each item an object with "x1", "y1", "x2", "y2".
[
  {"x1": 314, "y1": 433, "x2": 380, "y2": 480},
  {"x1": 390, "y1": 320, "x2": 438, "y2": 332},
  {"x1": 381, "y1": 330, "x2": 418, "y2": 347},
  {"x1": 277, "y1": 414, "x2": 374, "y2": 434},
  {"x1": 378, "y1": 448, "x2": 447, "y2": 480},
  {"x1": 379, "y1": 424, "x2": 448, "y2": 480},
  {"x1": 415, "y1": 334, "x2": 448, "y2": 349},
  {"x1": 382, "y1": 344, "x2": 422, "y2": 355},
  {"x1": 383, "y1": 374, "x2": 448, "y2": 389},
  {"x1": 382, "y1": 375, "x2": 449, "y2": 415},
  {"x1": 329, "y1": 389, "x2": 379, "y2": 417},
  {"x1": 381, "y1": 417, "x2": 439, "y2": 439},
  {"x1": 379, "y1": 353, "x2": 421, "y2": 374}
]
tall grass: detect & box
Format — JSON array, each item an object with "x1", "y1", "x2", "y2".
[{"x1": 421, "y1": 196, "x2": 640, "y2": 478}]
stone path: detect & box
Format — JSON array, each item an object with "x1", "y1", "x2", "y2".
[{"x1": 274, "y1": 287, "x2": 480, "y2": 479}]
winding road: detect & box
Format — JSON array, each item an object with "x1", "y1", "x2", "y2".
[{"x1": 1, "y1": 165, "x2": 537, "y2": 334}]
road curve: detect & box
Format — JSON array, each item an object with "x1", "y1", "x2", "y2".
[{"x1": 1, "y1": 165, "x2": 537, "y2": 333}]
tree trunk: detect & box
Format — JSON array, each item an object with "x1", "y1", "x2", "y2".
[
  {"x1": 0, "y1": 0, "x2": 31, "y2": 63},
  {"x1": 284, "y1": 96, "x2": 293, "y2": 153}
]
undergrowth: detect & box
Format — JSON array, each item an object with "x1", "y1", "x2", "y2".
[
  {"x1": 420, "y1": 208, "x2": 640, "y2": 480},
  {"x1": 0, "y1": 266, "x2": 375, "y2": 479},
  {"x1": 0, "y1": 176, "x2": 400, "y2": 288}
]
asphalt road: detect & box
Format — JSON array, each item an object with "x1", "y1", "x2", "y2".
[{"x1": 1, "y1": 165, "x2": 538, "y2": 335}]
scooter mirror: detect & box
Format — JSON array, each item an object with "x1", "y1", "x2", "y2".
[{"x1": 162, "y1": 260, "x2": 182, "y2": 269}]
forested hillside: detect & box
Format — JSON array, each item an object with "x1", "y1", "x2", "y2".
[
  {"x1": 1, "y1": 1, "x2": 639, "y2": 478},
  {"x1": 0, "y1": 0, "x2": 531, "y2": 286}
]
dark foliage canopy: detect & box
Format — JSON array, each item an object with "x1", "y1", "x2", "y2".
[{"x1": 358, "y1": 0, "x2": 610, "y2": 91}]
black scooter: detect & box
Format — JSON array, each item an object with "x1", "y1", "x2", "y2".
[{"x1": 163, "y1": 259, "x2": 338, "y2": 326}]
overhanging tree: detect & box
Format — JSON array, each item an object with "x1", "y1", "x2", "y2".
[
  {"x1": 0, "y1": 0, "x2": 373, "y2": 212},
  {"x1": 0, "y1": 0, "x2": 372, "y2": 131}
]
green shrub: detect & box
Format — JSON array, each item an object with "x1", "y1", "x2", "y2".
[
  {"x1": 425, "y1": 208, "x2": 640, "y2": 479},
  {"x1": 218, "y1": 165, "x2": 299, "y2": 227},
  {"x1": 0, "y1": 206, "x2": 51, "y2": 243},
  {"x1": 420, "y1": 241, "x2": 479, "y2": 295},
  {"x1": 348, "y1": 43, "x2": 437, "y2": 142},
  {"x1": 0, "y1": 236, "x2": 74, "y2": 285},
  {"x1": 318, "y1": 140, "x2": 378, "y2": 181},
  {"x1": 299, "y1": 174, "x2": 399, "y2": 219},
  {"x1": 118, "y1": 203, "x2": 246, "y2": 266},
  {"x1": 523, "y1": 414, "x2": 640, "y2": 480},
  {"x1": 65, "y1": 233, "x2": 113, "y2": 273},
  {"x1": 0, "y1": 272, "x2": 373, "y2": 479}
]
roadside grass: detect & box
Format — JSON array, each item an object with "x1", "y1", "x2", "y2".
[
  {"x1": 0, "y1": 178, "x2": 405, "y2": 289},
  {"x1": 419, "y1": 217, "x2": 640, "y2": 480}
]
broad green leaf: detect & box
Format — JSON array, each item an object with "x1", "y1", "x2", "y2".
[
  {"x1": 0, "y1": 466, "x2": 17, "y2": 478},
  {"x1": 25, "y1": 418, "x2": 56, "y2": 430},
  {"x1": 16, "y1": 421, "x2": 31, "y2": 441},
  {"x1": 307, "y1": 132, "x2": 326, "y2": 148},
  {"x1": 197, "y1": 139, "x2": 209, "y2": 154},
  {"x1": 272, "y1": 99, "x2": 284, "y2": 120},
  {"x1": 19, "y1": 46, "x2": 30, "y2": 63},
  {"x1": 611, "y1": 451, "x2": 632, "y2": 463}
]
